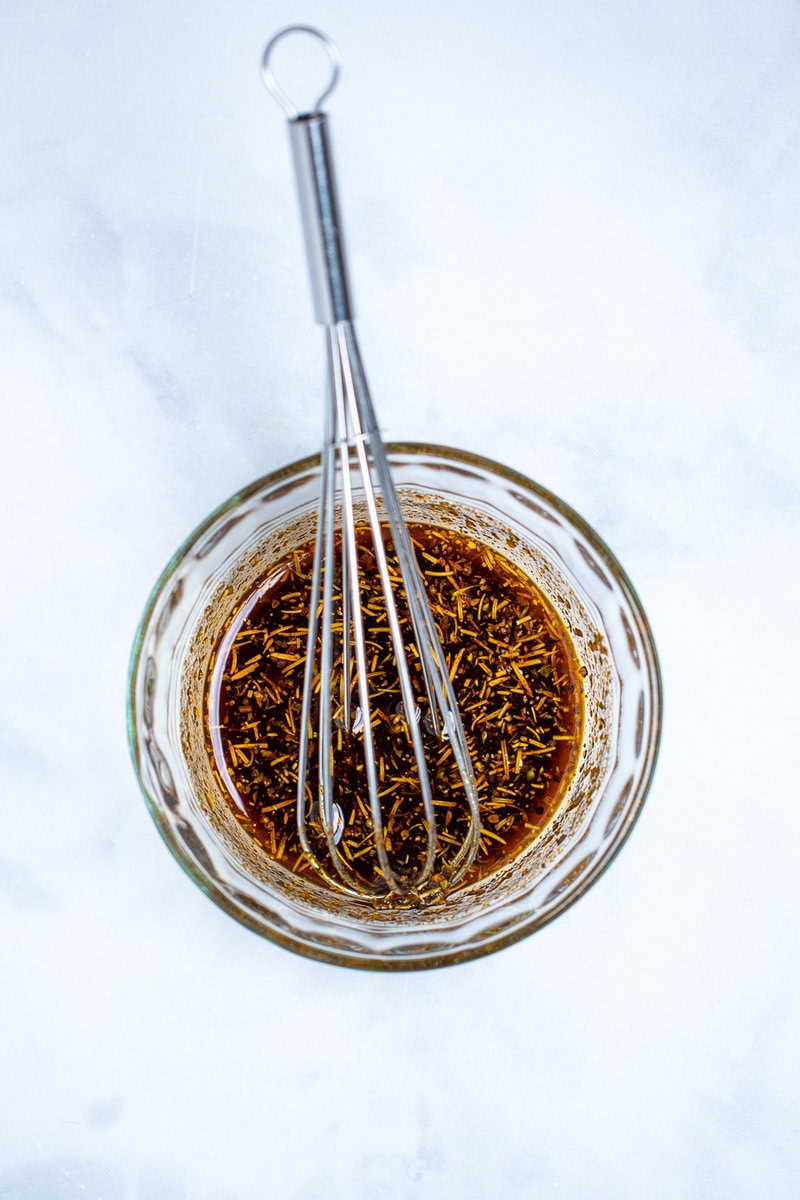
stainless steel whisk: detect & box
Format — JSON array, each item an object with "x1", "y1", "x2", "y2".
[{"x1": 262, "y1": 26, "x2": 481, "y2": 898}]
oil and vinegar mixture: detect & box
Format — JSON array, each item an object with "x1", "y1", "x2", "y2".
[{"x1": 205, "y1": 525, "x2": 584, "y2": 896}]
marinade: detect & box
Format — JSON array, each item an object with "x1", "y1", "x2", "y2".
[{"x1": 206, "y1": 525, "x2": 584, "y2": 895}]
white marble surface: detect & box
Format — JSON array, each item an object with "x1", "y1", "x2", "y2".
[{"x1": 1, "y1": 1, "x2": 799, "y2": 1196}]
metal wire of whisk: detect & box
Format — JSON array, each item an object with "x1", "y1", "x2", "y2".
[{"x1": 262, "y1": 26, "x2": 481, "y2": 898}]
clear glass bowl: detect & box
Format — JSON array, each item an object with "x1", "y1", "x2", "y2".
[{"x1": 128, "y1": 444, "x2": 661, "y2": 970}]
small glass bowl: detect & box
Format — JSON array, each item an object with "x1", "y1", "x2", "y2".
[{"x1": 128, "y1": 444, "x2": 661, "y2": 970}]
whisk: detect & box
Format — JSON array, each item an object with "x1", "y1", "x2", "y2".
[{"x1": 261, "y1": 26, "x2": 481, "y2": 898}]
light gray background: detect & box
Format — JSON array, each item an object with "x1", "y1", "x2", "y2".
[{"x1": 1, "y1": 1, "x2": 798, "y2": 1197}]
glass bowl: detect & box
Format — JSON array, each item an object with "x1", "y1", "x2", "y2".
[{"x1": 128, "y1": 444, "x2": 661, "y2": 970}]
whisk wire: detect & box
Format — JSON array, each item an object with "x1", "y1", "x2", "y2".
[
  {"x1": 346, "y1": 328, "x2": 483, "y2": 877},
  {"x1": 337, "y1": 325, "x2": 438, "y2": 891}
]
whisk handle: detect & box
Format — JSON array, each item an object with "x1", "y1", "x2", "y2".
[{"x1": 289, "y1": 113, "x2": 354, "y2": 325}]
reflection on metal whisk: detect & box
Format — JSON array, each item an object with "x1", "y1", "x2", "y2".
[{"x1": 262, "y1": 26, "x2": 481, "y2": 897}]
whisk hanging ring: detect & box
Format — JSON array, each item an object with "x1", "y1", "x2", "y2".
[{"x1": 261, "y1": 25, "x2": 342, "y2": 119}]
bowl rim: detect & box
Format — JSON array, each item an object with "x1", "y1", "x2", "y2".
[{"x1": 127, "y1": 442, "x2": 663, "y2": 970}]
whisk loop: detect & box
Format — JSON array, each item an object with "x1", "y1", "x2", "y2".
[
  {"x1": 261, "y1": 25, "x2": 342, "y2": 119},
  {"x1": 263, "y1": 27, "x2": 481, "y2": 898}
]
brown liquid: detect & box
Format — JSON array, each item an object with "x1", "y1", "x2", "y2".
[{"x1": 205, "y1": 525, "x2": 583, "y2": 899}]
